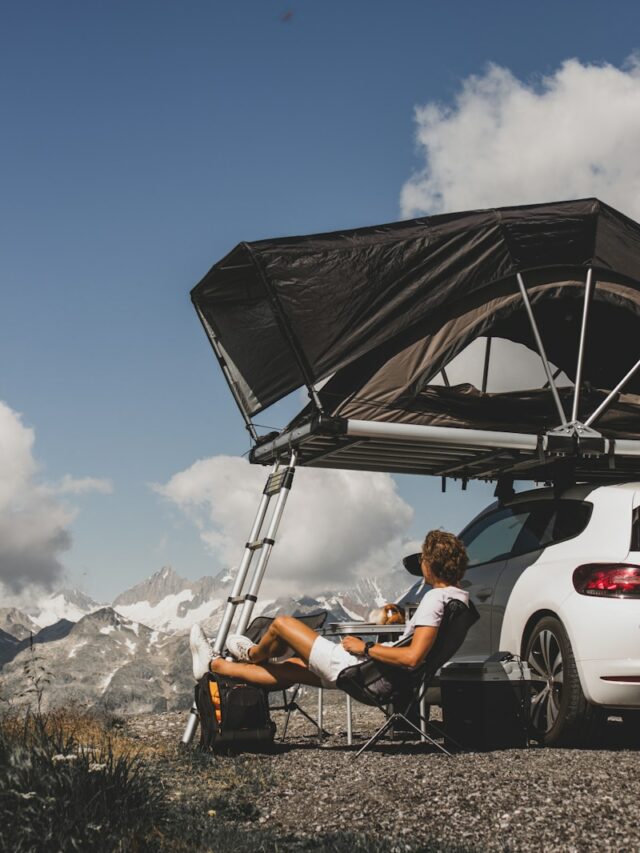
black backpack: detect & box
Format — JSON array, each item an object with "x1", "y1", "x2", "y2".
[{"x1": 195, "y1": 672, "x2": 276, "y2": 753}]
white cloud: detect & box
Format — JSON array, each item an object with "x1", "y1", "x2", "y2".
[
  {"x1": 0, "y1": 401, "x2": 111, "y2": 592},
  {"x1": 55, "y1": 475, "x2": 113, "y2": 496},
  {"x1": 155, "y1": 455, "x2": 414, "y2": 596},
  {"x1": 401, "y1": 57, "x2": 640, "y2": 219}
]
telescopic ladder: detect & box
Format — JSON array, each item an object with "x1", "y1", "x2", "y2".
[{"x1": 181, "y1": 451, "x2": 297, "y2": 744}]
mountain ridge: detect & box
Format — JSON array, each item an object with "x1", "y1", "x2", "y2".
[{"x1": 0, "y1": 564, "x2": 418, "y2": 713}]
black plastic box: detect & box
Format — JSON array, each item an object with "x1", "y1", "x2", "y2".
[{"x1": 440, "y1": 655, "x2": 531, "y2": 751}]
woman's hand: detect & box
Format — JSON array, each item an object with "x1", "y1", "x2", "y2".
[{"x1": 342, "y1": 635, "x2": 366, "y2": 655}]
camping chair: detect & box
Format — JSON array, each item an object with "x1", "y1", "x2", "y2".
[
  {"x1": 336, "y1": 599, "x2": 480, "y2": 758},
  {"x1": 245, "y1": 610, "x2": 329, "y2": 741}
]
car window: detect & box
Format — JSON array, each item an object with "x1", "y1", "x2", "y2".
[
  {"x1": 538, "y1": 501, "x2": 592, "y2": 547},
  {"x1": 461, "y1": 500, "x2": 593, "y2": 567},
  {"x1": 460, "y1": 507, "x2": 532, "y2": 567},
  {"x1": 631, "y1": 506, "x2": 640, "y2": 551}
]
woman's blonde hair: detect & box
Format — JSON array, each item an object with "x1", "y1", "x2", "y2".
[{"x1": 421, "y1": 530, "x2": 468, "y2": 585}]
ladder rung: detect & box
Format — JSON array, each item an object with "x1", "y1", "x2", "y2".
[
  {"x1": 264, "y1": 466, "x2": 295, "y2": 496},
  {"x1": 246, "y1": 541, "x2": 263, "y2": 550},
  {"x1": 227, "y1": 596, "x2": 244, "y2": 605},
  {"x1": 264, "y1": 471, "x2": 285, "y2": 496}
]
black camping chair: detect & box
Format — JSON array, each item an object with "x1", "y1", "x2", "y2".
[
  {"x1": 245, "y1": 610, "x2": 329, "y2": 741},
  {"x1": 336, "y1": 599, "x2": 479, "y2": 758}
]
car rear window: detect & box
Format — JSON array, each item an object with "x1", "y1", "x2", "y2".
[
  {"x1": 631, "y1": 506, "x2": 640, "y2": 551},
  {"x1": 460, "y1": 499, "x2": 593, "y2": 567}
]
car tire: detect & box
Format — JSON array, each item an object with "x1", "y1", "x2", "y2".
[{"x1": 525, "y1": 616, "x2": 603, "y2": 746}]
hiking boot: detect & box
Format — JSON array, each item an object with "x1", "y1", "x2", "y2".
[{"x1": 225, "y1": 634, "x2": 255, "y2": 662}]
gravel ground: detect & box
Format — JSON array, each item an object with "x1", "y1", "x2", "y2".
[{"x1": 124, "y1": 691, "x2": 640, "y2": 852}]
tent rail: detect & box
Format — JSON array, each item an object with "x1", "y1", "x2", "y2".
[{"x1": 249, "y1": 415, "x2": 640, "y2": 483}]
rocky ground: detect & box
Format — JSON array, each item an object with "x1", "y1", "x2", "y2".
[{"x1": 123, "y1": 691, "x2": 640, "y2": 852}]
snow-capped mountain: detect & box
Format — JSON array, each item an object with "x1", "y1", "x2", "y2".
[
  {"x1": 0, "y1": 590, "x2": 102, "y2": 630},
  {"x1": 113, "y1": 566, "x2": 236, "y2": 633},
  {"x1": 0, "y1": 564, "x2": 418, "y2": 713},
  {"x1": 0, "y1": 607, "x2": 192, "y2": 714},
  {"x1": 112, "y1": 565, "x2": 414, "y2": 634}
]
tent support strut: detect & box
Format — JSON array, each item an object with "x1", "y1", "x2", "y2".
[
  {"x1": 585, "y1": 358, "x2": 640, "y2": 427},
  {"x1": 481, "y1": 337, "x2": 492, "y2": 393},
  {"x1": 571, "y1": 268, "x2": 594, "y2": 423},
  {"x1": 516, "y1": 272, "x2": 567, "y2": 426}
]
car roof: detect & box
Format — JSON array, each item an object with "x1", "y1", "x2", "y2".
[{"x1": 509, "y1": 481, "x2": 640, "y2": 505}]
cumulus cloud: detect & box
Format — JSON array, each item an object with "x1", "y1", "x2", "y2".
[
  {"x1": 401, "y1": 57, "x2": 640, "y2": 219},
  {"x1": 0, "y1": 401, "x2": 110, "y2": 592},
  {"x1": 155, "y1": 456, "x2": 414, "y2": 595}
]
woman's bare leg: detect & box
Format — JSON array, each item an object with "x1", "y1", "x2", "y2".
[
  {"x1": 211, "y1": 655, "x2": 322, "y2": 688},
  {"x1": 248, "y1": 616, "x2": 320, "y2": 664}
]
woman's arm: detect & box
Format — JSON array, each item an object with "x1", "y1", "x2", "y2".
[{"x1": 342, "y1": 625, "x2": 438, "y2": 669}]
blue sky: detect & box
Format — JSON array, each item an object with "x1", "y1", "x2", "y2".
[{"x1": 3, "y1": 1, "x2": 640, "y2": 601}]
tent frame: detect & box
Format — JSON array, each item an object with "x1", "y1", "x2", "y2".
[{"x1": 242, "y1": 265, "x2": 640, "y2": 486}]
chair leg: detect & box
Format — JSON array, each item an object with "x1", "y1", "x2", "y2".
[
  {"x1": 279, "y1": 686, "x2": 330, "y2": 742},
  {"x1": 293, "y1": 704, "x2": 330, "y2": 737},
  {"x1": 422, "y1": 718, "x2": 465, "y2": 753},
  {"x1": 280, "y1": 687, "x2": 298, "y2": 742},
  {"x1": 353, "y1": 713, "x2": 397, "y2": 759},
  {"x1": 281, "y1": 705, "x2": 294, "y2": 742},
  {"x1": 393, "y1": 714, "x2": 452, "y2": 756}
]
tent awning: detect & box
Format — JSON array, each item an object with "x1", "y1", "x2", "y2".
[{"x1": 192, "y1": 198, "x2": 640, "y2": 419}]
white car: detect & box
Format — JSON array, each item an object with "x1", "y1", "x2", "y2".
[
  {"x1": 450, "y1": 482, "x2": 640, "y2": 745},
  {"x1": 402, "y1": 482, "x2": 640, "y2": 744}
]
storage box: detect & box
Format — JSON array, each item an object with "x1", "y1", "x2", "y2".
[{"x1": 439, "y1": 655, "x2": 531, "y2": 750}]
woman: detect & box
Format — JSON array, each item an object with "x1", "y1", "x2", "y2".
[{"x1": 190, "y1": 529, "x2": 469, "y2": 689}]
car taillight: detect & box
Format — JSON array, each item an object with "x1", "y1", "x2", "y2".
[{"x1": 573, "y1": 564, "x2": 640, "y2": 598}]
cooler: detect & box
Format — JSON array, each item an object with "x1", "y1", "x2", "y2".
[{"x1": 439, "y1": 653, "x2": 531, "y2": 750}]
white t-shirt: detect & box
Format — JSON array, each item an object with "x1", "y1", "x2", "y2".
[
  {"x1": 308, "y1": 584, "x2": 469, "y2": 689},
  {"x1": 396, "y1": 585, "x2": 469, "y2": 643}
]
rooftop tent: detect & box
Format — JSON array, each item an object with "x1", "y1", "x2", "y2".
[{"x1": 191, "y1": 198, "x2": 640, "y2": 483}]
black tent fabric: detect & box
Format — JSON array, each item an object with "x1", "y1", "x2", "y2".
[{"x1": 192, "y1": 198, "x2": 640, "y2": 420}]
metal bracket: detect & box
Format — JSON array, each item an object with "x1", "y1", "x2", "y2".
[{"x1": 546, "y1": 421, "x2": 605, "y2": 458}]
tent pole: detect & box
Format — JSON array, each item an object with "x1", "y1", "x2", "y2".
[
  {"x1": 481, "y1": 337, "x2": 492, "y2": 393},
  {"x1": 571, "y1": 268, "x2": 594, "y2": 423},
  {"x1": 243, "y1": 243, "x2": 325, "y2": 413},
  {"x1": 584, "y1": 358, "x2": 640, "y2": 427},
  {"x1": 193, "y1": 304, "x2": 259, "y2": 443},
  {"x1": 516, "y1": 273, "x2": 567, "y2": 426}
]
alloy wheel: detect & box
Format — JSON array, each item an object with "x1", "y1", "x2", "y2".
[{"x1": 528, "y1": 628, "x2": 564, "y2": 734}]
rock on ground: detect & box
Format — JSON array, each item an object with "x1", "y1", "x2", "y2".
[{"x1": 123, "y1": 690, "x2": 640, "y2": 852}]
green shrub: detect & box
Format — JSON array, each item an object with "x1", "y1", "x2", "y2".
[{"x1": 0, "y1": 713, "x2": 161, "y2": 852}]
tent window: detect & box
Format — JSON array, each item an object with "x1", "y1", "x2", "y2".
[{"x1": 436, "y1": 337, "x2": 571, "y2": 394}]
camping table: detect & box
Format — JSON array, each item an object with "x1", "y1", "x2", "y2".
[{"x1": 320, "y1": 623, "x2": 405, "y2": 746}]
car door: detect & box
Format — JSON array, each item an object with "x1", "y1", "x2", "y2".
[{"x1": 458, "y1": 504, "x2": 536, "y2": 657}]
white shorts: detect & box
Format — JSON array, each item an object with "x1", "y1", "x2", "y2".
[{"x1": 307, "y1": 636, "x2": 363, "y2": 689}]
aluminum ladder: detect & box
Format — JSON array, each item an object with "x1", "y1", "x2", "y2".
[{"x1": 181, "y1": 451, "x2": 297, "y2": 744}]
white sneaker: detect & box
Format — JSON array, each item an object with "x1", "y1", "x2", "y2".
[
  {"x1": 225, "y1": 634, "x2": 255, "y2": 662},
  {"x1": 189, "y1": 624, "x2": 216, "y2": 680}
]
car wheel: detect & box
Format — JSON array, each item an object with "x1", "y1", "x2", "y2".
[{"x1": 525, "y1": 616, "x2": 602, "y2": 746}]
